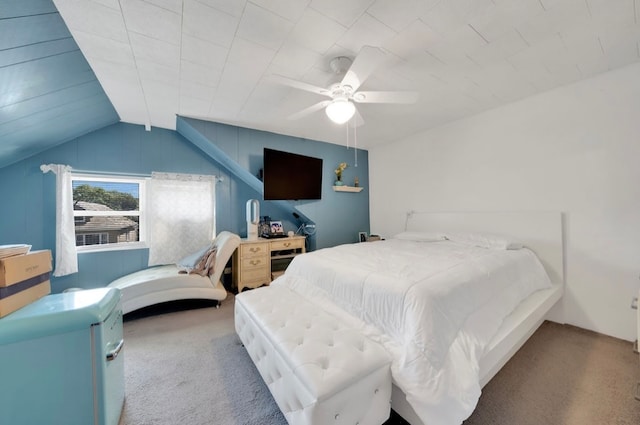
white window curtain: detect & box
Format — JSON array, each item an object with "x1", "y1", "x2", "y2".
[
  {"x1": 147, "y1": 172, "x2": 217, "y2": 266},
  {"x1": 40, "y1": 164, "x2": 78, "y2": 277}
]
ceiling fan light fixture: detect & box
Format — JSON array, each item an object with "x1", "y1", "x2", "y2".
[{"x1": 325, "y1": 98, "x2": 355, "y2": 124}]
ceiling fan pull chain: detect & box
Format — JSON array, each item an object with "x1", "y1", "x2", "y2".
[
  {"x1": 346, "y1": 120, "x2": 350, "y2": 150},
  {"x1": 354, "y1": 122, "x2": 358, "y2": 167}
]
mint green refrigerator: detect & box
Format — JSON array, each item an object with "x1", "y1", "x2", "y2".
[{"x1": 0, "y1": 288, "x2": 124, "y2": 425}]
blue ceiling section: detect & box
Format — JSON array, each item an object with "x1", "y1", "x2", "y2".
[{"x1": 0, "y1": 0, "x2": 119, "y2": 169}]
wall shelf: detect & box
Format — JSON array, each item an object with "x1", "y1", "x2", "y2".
[{"x1": 333, "y1": 185, "x2": 364, "y2": 192}]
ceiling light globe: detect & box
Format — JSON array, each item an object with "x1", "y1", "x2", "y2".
[{"x1": 325, "y1": 99, "x2": 355, "y2": 124}]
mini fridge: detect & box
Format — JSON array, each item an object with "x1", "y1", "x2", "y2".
[{"x1": 0, "y1": 288, "x2": 124, "y2": 425}]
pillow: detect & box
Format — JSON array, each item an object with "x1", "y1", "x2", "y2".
[
  {"x1": 392, "y1": 231, "x2": 447, "y2": 242},
  {"x1": 444, "y1": 232, "x2": 524, "y2": 250},
  {"x1": 177, "y1": 243, "x2": 214, "y2": 274}
]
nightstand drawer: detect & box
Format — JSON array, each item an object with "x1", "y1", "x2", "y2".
[
  {"x1": 241, "y1": 256, "x2": 269, "y2": 270},
  {"x1": 241, "y1": 268, "x2": 270, "y2": 282},
  {"x1": 240, "y1": 243, "x2": 269, "y2": 257},
  {"x1": 270, "y1": 238, "x2": 305, "y2": 251}
]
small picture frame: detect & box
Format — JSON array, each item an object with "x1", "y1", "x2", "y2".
[
  {"x1": 270, "y1": 221, "x2": 284, "y2": 235},
  {"x1": 358, "y1": 232, "x2": 368, "y2": 243}
]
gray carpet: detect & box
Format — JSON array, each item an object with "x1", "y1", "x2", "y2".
[
  {"x1": 118, "y1": 295, "x2": 640, "y2": 425},
  {"x1": 118, "y1": 298, "x2": 286, "y2": 425},
  {"x1": 464, "y1": 321, "x2": 640, "y2": 425}
]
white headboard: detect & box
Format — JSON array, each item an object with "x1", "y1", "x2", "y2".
[{"x1": 405, "y1": 211, "x2": 565, "y2": 286}]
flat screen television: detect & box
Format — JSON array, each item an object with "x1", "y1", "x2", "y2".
[{"x1": 263, "y1": 148, "x2": 323, "y2": 200}]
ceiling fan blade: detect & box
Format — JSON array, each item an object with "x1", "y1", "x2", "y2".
[
  {"x1": 341, "y1": 46, "x2": 387, "y2": 92},
  {"x1": 352, "y1": 90, "x2": 419, "y2": 104},
  {"x1": 287, "y1": 101, "x2": 331, "y2": 120},
  {"x1": 267, "y1": 74, "x2": 331, "y2": 97}
]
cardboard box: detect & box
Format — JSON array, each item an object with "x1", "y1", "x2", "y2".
[
  {"x1": 0, "y1": 280, "x2": 51, "y2": 318},
  {"x1": 0, "y1": 250, "x2": 52, "y2": 287}
]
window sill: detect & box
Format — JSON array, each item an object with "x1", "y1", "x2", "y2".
[{"x1": 77, "y1": 242, "x2": 148, "y2": 254}]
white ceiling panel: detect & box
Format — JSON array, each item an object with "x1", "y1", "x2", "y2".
[
  {"x1": 180, "y1": 60, "x2": 221, "y2": 87},
  {"x1": 309, "y1": 0, "x2": 375, "y2": 28},
  {"x1": 128, "y1": 32, "x2": 180, "y2": 69},
  {"x1": 136, "y1": 59, "x2": 180, "y2": 85},
  {"x1": 179, "y1": 95, "x2": 211, "y2": 117},
  {"x1": 92, "y1": 0, "x2": 120, "y2": 11},
  {"x1": 367, "y1": 0, "x2": 436, "y2": 33},
  {"x1": 196, "y1": 0, "x2": 246, "y2": 18},
  {"x1": 336, "y1": 12, "x2": 397, "y2": 54},
  {"x1": 182, "y1": 0, "x2": 239, "y2": 47},
  {"x1": 251, "y1": 0, "x2": 310, "y2": 22},
  {"x1": 70, "y1": 30, "x2": 134, "y2": 65},
  {"x1": 270, "y1": 41, "x2": 323, "y2": 78},
  {"x1": 53, "y1": 0, "x2": 640, "y2": 148},
  {"x1": 226, "y1": 37, "x2": 275, "y2": 72},
  {"x1": 383, "y1": 20, "x2": 441, "y2": 60},
  {"x1": 289, "y1": 8, "x2": 347, "y2": 53},
  {"x1": 180, "y1": 79, "x2": 218, "y2": 101},
  {"x1": 236, "y1": 2, "x2": 294, "y2": 51},
  {"x1": 54, "y1": 0, "x2": 129, "y2": 42},
  {"x1": 181, "y1": 34, "x2": 229, "y2": 71},
  {"x1": 145, "y1": 0, "x2": 183, "y2": 14},
  {"x1": 120, "y1": 0, "x2": 181, "y2": 44}
]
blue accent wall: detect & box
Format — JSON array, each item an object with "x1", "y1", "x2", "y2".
[{"x1": 0, "y1": 121, "x2": 369, "y2": 293}]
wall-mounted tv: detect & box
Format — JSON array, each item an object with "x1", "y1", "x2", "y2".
[{"x1": 263, "y1": 148, "x2": 323, "y2": 200}]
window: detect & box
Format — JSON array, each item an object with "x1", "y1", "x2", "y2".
[
  {"x1": 76, "y1": 233, "x2": 109, "y2": 246},
  {"x1": 72, "y1": 174, "x2": 146, "y2": 252}
]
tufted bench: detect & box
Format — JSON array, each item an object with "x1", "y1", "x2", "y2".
[{"x1": 235, "y1": 284, "x2": 392, "y2": 425}]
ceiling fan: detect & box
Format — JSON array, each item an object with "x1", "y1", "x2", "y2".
[{"x1": 269, "y1": 46, "x2": 419, "y2": 125}]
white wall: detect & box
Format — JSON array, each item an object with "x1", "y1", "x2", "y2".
[{"x1": 369, "y1": 62, "x2": 640, "y2": 341}]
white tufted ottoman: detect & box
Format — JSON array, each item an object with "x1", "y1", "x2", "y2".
[{"x1": 235, "y1": 285, "x2": 392, "y2": 425}]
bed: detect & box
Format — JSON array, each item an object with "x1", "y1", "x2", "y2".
[
  {"x1": 267, "y1": 211, "x2": 564, "y2": 425},
  {"x1": 108, "y1": 231, "x2": 240, "y2": 314}
]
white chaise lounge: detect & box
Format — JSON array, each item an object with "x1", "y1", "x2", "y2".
[{"x1": 109, "y1": 231, "x2": 241, "y2": 314}]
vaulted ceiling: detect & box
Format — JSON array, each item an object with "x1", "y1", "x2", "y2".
[
  {"x1": 0, "y1": 0, "x2": 119, "y2": 169},
  {"x1": 2, "y1": 0, "x2": 640, "y2": 169}
]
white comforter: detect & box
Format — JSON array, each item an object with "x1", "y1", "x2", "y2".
[{"x1": 272, "y1": 238, "x2": 552, "y2": 425}]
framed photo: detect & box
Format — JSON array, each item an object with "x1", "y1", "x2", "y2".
[
  {"x1": 358, "y1": 231, "x2": 368, "y2": 243},
  {"x1": 270, "y1": 221, "x2": 284, "y2": 235}
]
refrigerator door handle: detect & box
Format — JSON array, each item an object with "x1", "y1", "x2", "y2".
[{"x1": 106, "y1": 339, "x2": 124, "y2": 362}]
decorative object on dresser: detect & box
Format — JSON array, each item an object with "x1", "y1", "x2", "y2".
[
  {"x1": 246, "y1": 199, "x2": 259, "y2": 240},
  {"x1": 232, "y1": 236, "x2": 306, "y2": 292}
]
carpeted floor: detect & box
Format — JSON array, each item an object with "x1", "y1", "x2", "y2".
[{"x1": 118, "y1": 294, "x2": 640, "y2": 425}]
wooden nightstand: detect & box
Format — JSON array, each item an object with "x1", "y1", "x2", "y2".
[
  {"x1": 232, "y1": 236, "x2": 306, "y2": 293},
  {"x1": 233, "y1": 239, "x2": 270, "y2": 293}
]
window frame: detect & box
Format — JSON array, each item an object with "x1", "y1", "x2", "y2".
[{"x1": 72, "y1": 173, "x2": 148, "y2": 253}]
